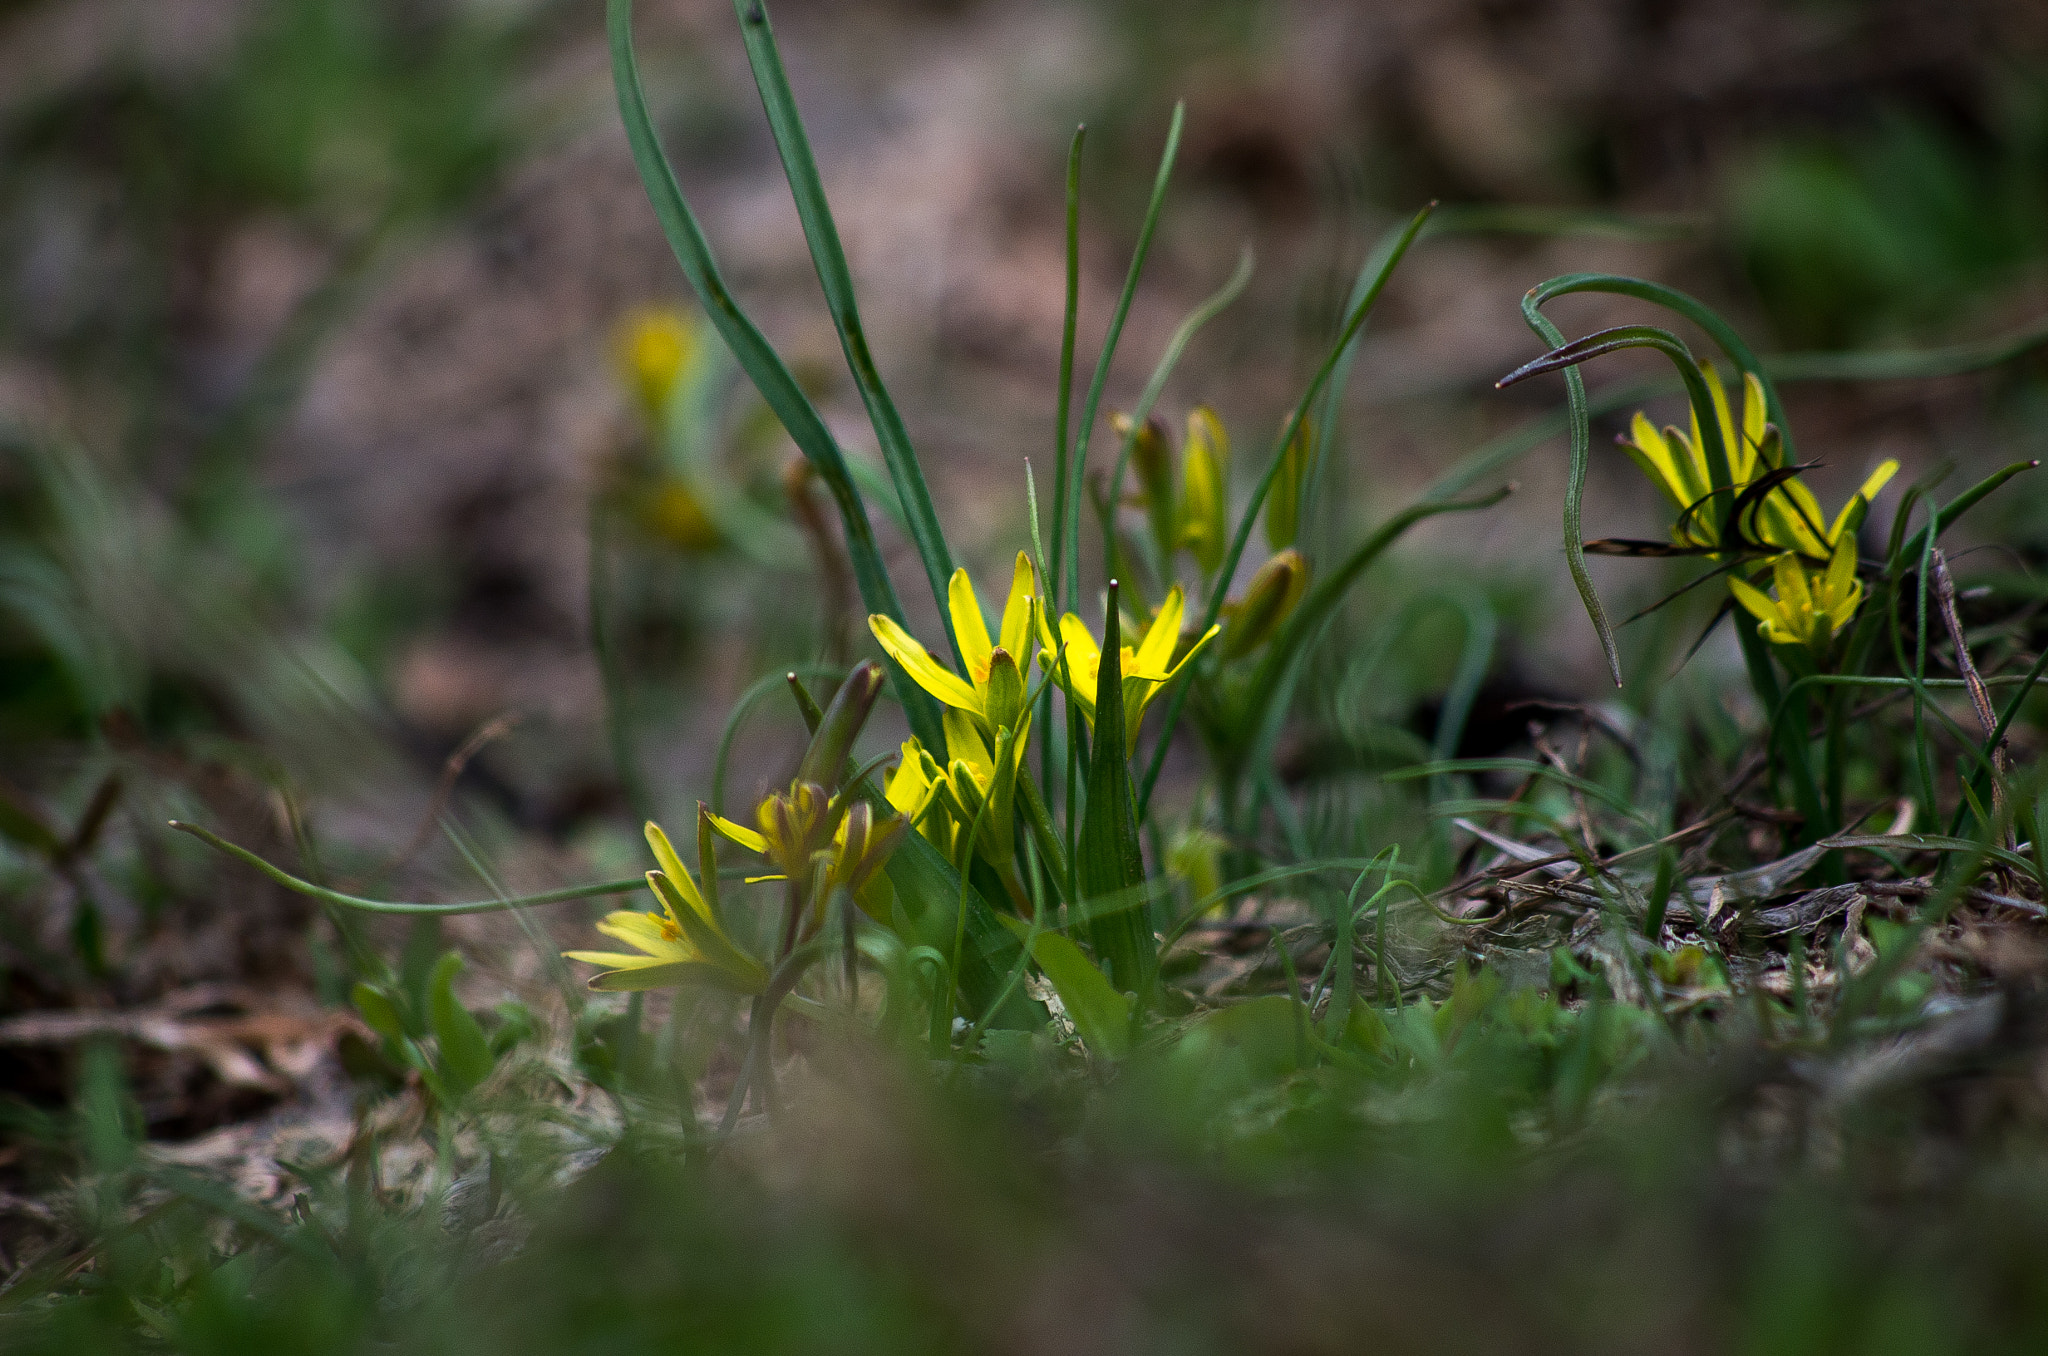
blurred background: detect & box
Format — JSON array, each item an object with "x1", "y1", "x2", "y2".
[{"x1": 3, "y1": 0, "x2": 2048, "y2": 1146}]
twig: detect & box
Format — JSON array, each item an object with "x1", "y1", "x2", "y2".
[
  {"x1": 1932, "y1": 548, "x2": 2011, "y2": 841},
  {"x1": 382, "y1": 713, "x2": 522, "y2": 881}
]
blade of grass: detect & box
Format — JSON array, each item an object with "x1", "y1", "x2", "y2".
[
  {"x1": 1064, "y1": 102, "x2": 1185, "y2": 612},
  {"x1": 169, "y1": 822, "x2": 641, "y2": 916},
  {"x1": 607, "y1": 0, "x2": 943, "y2": 750},
  {"x1": 1499, "y1": 317, "x2": 1738, "y2": 686},
  {"x1": 730, "y1": 0, "x2": 963, "y2": 668},
  {"x1": 1050, "y1": 124, "x2": 1086, "y2": 613}
]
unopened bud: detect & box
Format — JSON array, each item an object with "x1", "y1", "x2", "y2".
[
  {"x1": 984, "y1": 647, "x2": 1027, "y2": 733},
  {"x1": 1265, "y1": 414, "x2": 1314, "y2": 551},
  {"x1": 1114, "y1": 410, "x2": 1177, "y2": 563},
  {"x1": 1222, "y1": 549, "x2": 1308, "y2": 659},
  {"x1": 1180, "y1": 406, "x2": 1230, "y2": 576}
]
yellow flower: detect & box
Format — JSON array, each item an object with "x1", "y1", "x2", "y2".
[
  {"x1": 1728, "y1": 535, "x2": 1865, "y2": 654},
  {"x1": 563, "y1": 818, "x2": 767, "y2": 993},
  {"x1": 634, "y1": 479, "x2": 722, "y2": 552},
  {"x1": 1220, "y1": 548, "x2": 1308, "y2": 660},
  {"x1": 1620, "y1": 364, "x2": 1896, "y2": 558},
  {"x1": 708, "y1": 784, "x2": 906, "y2": 927},
  {"x1": 868, "y1": 552, "x2": 1036, "y2": 737},
  {"x1": 886, "y1": 737, "x2": 954, "y2": 856},
  {"x1": 1039, "y1": 585, "x2": 1218, "y2": 758},
  {"x1": 615, "y1": 306, "x2": 702, "y2": 416}
]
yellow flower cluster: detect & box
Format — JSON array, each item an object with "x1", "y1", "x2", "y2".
[{"x1": 1619, "y1": 365, "x2": 1897, "y2": 656}]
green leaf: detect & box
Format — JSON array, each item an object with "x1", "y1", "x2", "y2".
[
  {"x1": 426, "y1": 954, "x2": 495, "y2": 1100},
  {"x1": 350, "y1": 982, "x2": 405, "y2": 1043},
  {"x1": 588, "y1": 960, "x2": 757, "y2": 994},
  {"x1": 170, "y1": 820, "x2": 643, "y2": 916},
  {"x1": 731, "y1": 0, "x2": 962, "y2": 669},
  {"x1": 1005, "y1": 921, "x2": 1131, "y2": 1060},
  {"x1": 882, "y1": 827, "x2": 1034, "y2": 1027},
  {"x1": 604, "y1": 0, "x2": 944, "y2": 752},
  {"x1": 1077, "y1": 583, "x2": 1153, "y2": 999},
  {"x1": 1060, "y1": 102, "x2": 1184, "y2": 610}
]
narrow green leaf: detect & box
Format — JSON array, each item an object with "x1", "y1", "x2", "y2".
[
  {"x1": 1064, "y1": 103, "x2": 1185, "y2": 610},
  {"x1": 1049, "y1": 124, "x2": 1085, "y2": 612},
  {"x1": 172, "y1": 820, "x2": 642, "y2": 916},
  {"x1": 785, "y1": 672, "x2": 825, "y2": 735},
  {"x1": 1077, "y1": 582, "x2": 1153, "y2": 999},
  {"x1": 427, "y1": 953, "x2": 495, "y2": 1099},
  {"x1": 605, "y1": 0, "x2": 943, "y2": 750},
  {"x1": 730, "y1": 0, "x2": 963, "y2": 668}
]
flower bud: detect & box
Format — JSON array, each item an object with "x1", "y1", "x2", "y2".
[
  {"x1": 1265, "y1": 414, "x2": 1314, "y2": 551},
  {"x1": 1180, "y1": 405, "x2": 1229, "y2": 576},
  {"x1": 984, "y1": 647, "x2": 1027, "y2": 733},
  {"x1": 1113, "y1": 410, "x2": 1176, "y2": 564},
  {"x1": 1222, "y1": 549, "x2": 1308, "y2": 659}
]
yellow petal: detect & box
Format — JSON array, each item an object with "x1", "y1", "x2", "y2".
[
  {"x1": 1740, "y1": 372, "x2": 1768, "y2": 467},
  {"x1": 1824, "y1": 532, "x2": 1858, "y2": 613},
  {"x1": 1826, "y1": 577, "x2": 1863, "y2": 635},
  {"x1": 643, "y1": 821, "x2": 706, "y2": 923},
  {"x1": 1772, "y1": 552, "x2": 1813, "y2": 618},
  {"x1": 943, "y1": 706, "x2": 993, "y2": 780},
  {"x1": 707, "y1": 812, "x2": 769, "y2": 855},
  {"x1": 1727, "y1": 574, "x2": 1777, "y2": 626},
  {"x1": 885, "y1": 739, "x2": 933, "y2": 816},
  {"x1": 869, "y1": 613, "x2": 980, "y2": 711},
  {"x1": 1664, "y1": 425, "x2": 1712, "y2": 518},
  {"x1": 947, "y1": 568, "x2": 994, "y2": 683},
  {"x1": 1154, "y1": 623, "x2": 1219, "y2": 689},
  {"x1": 1134, "y1": 586, "x2": 1185, "y2": 676},
  {"x1": 1057, "y1": 613, "x2": 1102, "y2": 680},
  {"x1": 595, "y1": 910, "x2": 694, "y2": 959},
  {"x1": 1827, "y1": 460, "x2": 1899, "y2": 544},
  {"x1": 999, "y1": 552, "x2": 1036, "y2": 661},
  {"x1": 1623, "y1": 413, "x2": 1689, "y2": 511},
  {"x1": 563, "y1": 950, "x2": 677, "y2": 970}
]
